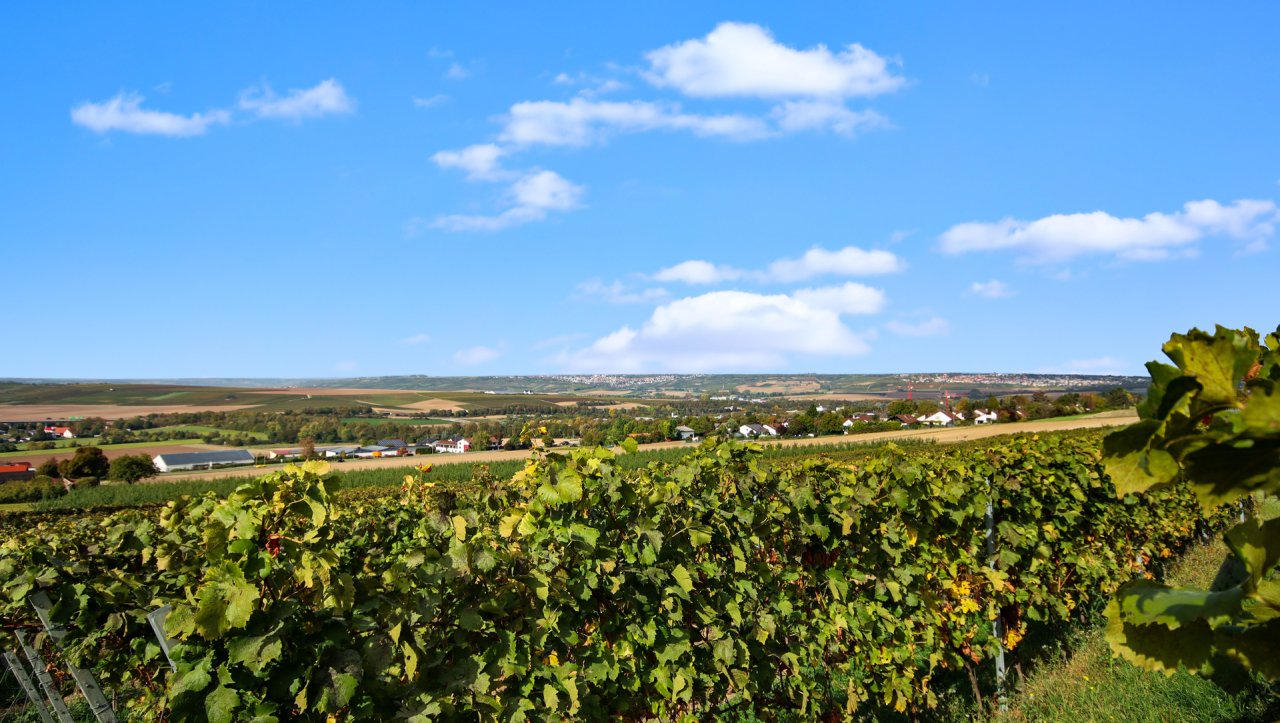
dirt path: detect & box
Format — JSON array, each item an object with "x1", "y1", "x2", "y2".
[{"x1": 152, "y1": 411, "x2": 1138, "y2": 484}]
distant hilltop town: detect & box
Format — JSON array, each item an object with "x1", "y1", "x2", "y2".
[{"x1": 898, "y1": 373, "x2": 1147, "y2": 390}]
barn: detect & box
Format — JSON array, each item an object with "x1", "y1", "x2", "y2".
[{"x1": 153, "y1": 449, "x2": 256, "y2": 473}]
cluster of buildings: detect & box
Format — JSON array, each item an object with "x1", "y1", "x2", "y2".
[
  {"x1": 737, "y1": 408, "x2": 1002, "y2": 438},
  {"x1": 151, "y1": 436, "x2": 475, "y2": 473}
]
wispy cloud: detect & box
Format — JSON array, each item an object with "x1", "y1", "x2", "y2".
[
  {"x1": 650, "y1": 246, "x2": 905, "y2": 285},
  {"x1": 413, "y1": 94, "x2": 449, "y2": 109},
  {"x1": 400, "y1": 333, "x2": 431, "y2": 345},
  {"x1": 71, "y1": 93, "x2": 230, "y2": 137},
  {"x1": 432, "y1": 169, "x2": 584, "y2": 231},
  {"x1": 239, "y1": 78, "x2": 354, "y2": 121},
  {"x1": 969, "y1": 280, "x2": 1013, "y2": 298},
  {"x1": 455, "y1": 345, "x2": 504, "y2": 365},
  {"x1": 574, "y1": 279, "x2": 669, "y2": 304},
  {"x1": 885, "y1": 316, "x2": 949, "y2": 337}
]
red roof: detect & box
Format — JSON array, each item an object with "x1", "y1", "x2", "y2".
[{"x1": 0, "y1": 462, "x2": 32, "y2": 473}]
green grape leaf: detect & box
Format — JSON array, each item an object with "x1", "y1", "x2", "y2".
[
  {"x1": 1224, "y1": 516, "x2": 1280, "y2": 585},
  {"x1": 205, "y1": 685, "x2": 240, "y2": 723},
  {"x1": 671, "y1": 564, "x2": 694, "y2": 595},
  {"x1": 1162, "y1": 326, "x2": 1258, "y2": 407},
  {"x1": 1102, "y1": 421, "x2": 1181, "y2": 496}
]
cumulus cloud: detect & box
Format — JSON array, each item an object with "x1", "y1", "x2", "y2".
[
  {"x1": 791, "y1": 282, "x2": 885, "y2": 314},
  {"x1": 239, "y1": 78, "x2": 354, "y2": 121},
  {"x1": 431, "y1": 143, "x2": 509, "y2": 181},
  {"x1": 574, "y1": 279, "x2": 669, "y2": 304},
  {"x1": 969, "y1": 280, "x2": 1012, "y2": 298},
  {"x1": 644, "y1": 22, "x2": 903, "y2": 99},
  {"x1": 765, "y1": 246, "x2": 906, "y2": 281},
  {"x1": 70, "y1": 93, "x2": 230, "y2": 137},
  {"x1": 651, "y1": 260, "x2": 744, "y2": 284},
  {"x1": 650, "y1": 247, "x2": 903, "y2": 286},
  {"x1": 560, "y1": 289, "x2": 872, "y2": 372},
  {"x1": 454, "y1": 345, "x2": 503, "y2": 365},
  {"x1": 885, "y1": 316, "x2": 949, "y2": 337},
  {"x1": 500, "y1": 98, "x2": 769, "y2": 146},
  {"x1": 939, "y1": 198, "x2": 1278, "y2": 261},
  {"x1": 432, "y1": 169, "x2": 584, "y2": 231}
]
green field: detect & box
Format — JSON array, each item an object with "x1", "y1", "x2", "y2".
[
  {"x1": 142, "y1": 424, "x2": 269, "y2": 440},
  {"x1": 11, "y1": 436, "x2": 102, "y2": 450},
  {"x1": 0, "y1": 437, "x2": 206, "y2": 459}
]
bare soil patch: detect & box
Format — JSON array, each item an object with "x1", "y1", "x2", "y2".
[
  {"x1": 736, "y1": 380, "x2": 823, "y2": 394},
  {"x1": 395, "y1": 399, "x2": 468, "y2": 412}
]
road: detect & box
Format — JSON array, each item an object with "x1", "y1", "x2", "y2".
[{"x1": 152, "y1": 410, "x2": 1139, "y2": 483}]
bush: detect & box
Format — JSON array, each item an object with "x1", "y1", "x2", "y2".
[
  {"x1": 73, "y1": 477, "x2": 101, "y2": 489},
  {"x1": 0, "y1": 478, "x2": 67, "y2": 504}
]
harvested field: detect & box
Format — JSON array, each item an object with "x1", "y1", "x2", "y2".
[
  {"x1": 736, "y1": 380, "x2": 822, "y2": 394},
  {"x1": 0, "y1": 404, "x2": 257, "y2": 423},
  {"x1": 782, "y1": 393, "x2": 896, "y2": 402},
  {"x1": 396, "y1": 399, "x2": 468, "y2": 412}
]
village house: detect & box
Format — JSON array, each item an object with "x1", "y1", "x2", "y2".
[
  {"x1": 918, "y1": 410, "x2": 961, "y2": 427},
  {"x1": 973, "y1": 409, "x2": 999, "y2": 425},
  {"x1": 674, "y1": 425, "x2": 697, "y2": 441},
  {"x1": 43, "y1": 426, "x2": 75, "y2": 439}
]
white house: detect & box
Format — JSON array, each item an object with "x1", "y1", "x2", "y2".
[
  {"x1": 739, "y1": 424, "x2": 778, "y2": 437},
  {"x1": 674, "y1": 425, "x2": 697, "y2": 440},
  {"x1": 433, "y1": 437, "x2": 471, "y2": 454},
  {"x1": 43, "y1": 426, "x2": 75, "y2": 439},
  {"x1": 761, "y1": 424, "x2": 781, "y2": 436},
  {"x1": 974, "y1": 409, "x2": 999, "y2": 425},
  {"x1": 918, "y1": 410, "x2": 961, "y2": 427}
]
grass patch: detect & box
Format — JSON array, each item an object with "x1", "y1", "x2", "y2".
[
  {"x1": 995, "y1": 517, "x2": 1278, "y2": 722},
  {"x1": 0, "y1": 438, "x2": 207, "y2": 458},
  {"x1": 143, "y1": 424, "x2": 269, "y2": 440}
]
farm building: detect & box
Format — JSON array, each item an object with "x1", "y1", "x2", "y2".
[
  {"x1": 432, "y1": 436, "x2": 471, "y2": 454},
  {"x1": 43, "y1": 426, "x2": 75, "y2": 439},
  {"x1": 675, "y1": 425, "x2": 697, "y2": 440},
  {"x1": 739, "y1": 424, "x2": 778, "y2": 438},
  {"x1": 0, "y1": 462, "x2": 36, "y2": 483},
  {"x1": 973, "y1": 409, "x2": 999, "y2": 424},
  {"x1": 153, "y1": 450, "x2": 256, "y2": 473}
]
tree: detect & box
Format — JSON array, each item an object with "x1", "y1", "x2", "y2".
[
  {"x1": 1104, "y1": 387, "x2": 1132, "y2": 408},
  {"x1": 63, "y1": 446, "x2": 109, "y2": 479},
  {"x1": 36, "y1": 458, "x2": 61, "y2": 478},
  {"x1": 107, "y1": 454, "x2": 159, "y2": 484}
]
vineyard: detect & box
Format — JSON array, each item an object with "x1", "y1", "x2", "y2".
[{"x1": 0, "y1": 428, "x2": 1235, "y2": 721}]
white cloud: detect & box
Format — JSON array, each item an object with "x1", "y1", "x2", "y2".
[
  {"x1": 239, "y1": 78, "x2": 354, "y2": 121},
  {"x1": 413, "y1": 94, "x2": 449, "y2": 108},
  {"x1": 771, "y1": 100, "x2": 887, "y2": 136},
  {"x1": 401, "y1": 333, "x2": 431, "y2": 345},
  {"x1": 885, "y1": 316, "x2": 949, "y2": 337},
  {"x1": 500, "y1": 98, "x2": 770, "y2": 146},
  {"x1": 791, "y1": 282, "x2": 885, "y2": 314},
  {"x1": 645, "y1": 22, "x2": 904, "y2": 99},
  {"x1": 70, "y1": 93, "x2": 230, "y2": 137},
  {"x1": 574, "y1": 279, "x2": 669, "y2": 304},
  {"x1": 969, "y1": 280, "x2": 1013, "y2": 298},
  {"x1": 432, "y1": 169, "x2": 584, "y2": 232},
  {"x1": 431, "y1": 143, "x2": 509, "y2": 181},
  {"x1": 560, "y1": 289, "x2": 872, "y2": 372},
  {"x1": 651, "y1": 260, "x2": 744, "y2": 284},
  {"x1": 939, "y1": 198, "x2": 1278, "y2": 262},
  {"x1": 650, "y1": 246, "x2": 904, "y2": 285},
  {"x1": 765, "y1": 246, "x2": 905, "y2": 281},
  {"x1": 455, "y1": 345, "x2": 503, "y2": 365}
]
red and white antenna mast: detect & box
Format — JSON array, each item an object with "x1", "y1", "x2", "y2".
[{"x1": 907, "y1": 380, "x2": 914, "y2": 402}]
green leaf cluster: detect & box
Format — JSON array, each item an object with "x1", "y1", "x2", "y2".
[{"x1": 1103, "y1": 324, "x2": 1280, "y2": 686}]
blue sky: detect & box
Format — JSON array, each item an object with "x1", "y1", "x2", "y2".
[{"x1": 2, "y1": 3, "x2": 1276, "y2": 378}]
